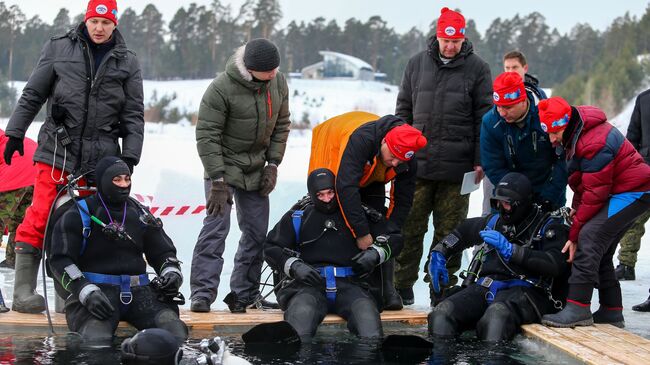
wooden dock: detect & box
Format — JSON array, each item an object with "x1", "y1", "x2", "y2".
[
  {"x1": 0, "y1": 307, "x2": 427, "y2": 334},
  {"x1": 522, "y1": 323, "x2": 650, "y2": 365}
]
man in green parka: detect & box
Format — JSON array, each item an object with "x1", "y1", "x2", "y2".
[{"x1": 190, "y1": 38, "x2": 291, "y2": 313}]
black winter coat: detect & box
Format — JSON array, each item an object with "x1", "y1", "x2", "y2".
[
  {"x1": 336, "y1": 116, "x2": 418, "y2": 237},
  {"x1": 627, "y1": 89, "x2": 650, "y2": 164},
  {"x1": 396, "y1": 38, "x2": 492, "y2": 182},
  {"x1": 5, "y1": 23, "x2": 144, "y2": 179}
]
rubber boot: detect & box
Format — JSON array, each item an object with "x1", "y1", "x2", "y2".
[
  {"x1": 12, "y1": 242, "x2": 45, "y2": 313},
  {"x1": 592, "y1": 306, "x2": 625, "y2": 328},
  {"x1": 397, "y1": 287, "x2": 414, "y2": 305},
  {"x1": 541, "y1": 301, "x2": 593, "y2": 328},
  {"x1": 632, "y1": 294, "x2": 650, "y2": 312},
  {"x1": 614, "y1": 264, "x2": 635, "y2": 281},
  {"x1": 382, "y1": 259, "x2": 403, "y2": 310}
]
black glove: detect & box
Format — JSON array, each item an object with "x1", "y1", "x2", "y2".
[
  {"x1": 206, "y1": 180, "x2": 233, "y2": 216},
  {"x1": 351, "y1": 249, "x2": 380, "y2": 277},
  {"x1": 290, "y1": 260, "x2": 323, "y2": 287},
  {"x1": 84, "y1": 289, "x2": 115, "y2": 320},
  {"x1": 259, "y1": 164, "x2": 278, "y2": 197},
  {"x1": 157, "y1": 271, "x2": 183, "y2": 296},
  {"x1": 3, "y1": 136, "x2": 24, "y2": 165},
  {"x1": 121, "y1": 157, "x2": 137, "y2": 174}
]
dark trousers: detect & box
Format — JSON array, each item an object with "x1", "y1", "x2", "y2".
[
  {"x1": 279, "y1": 279, "x2": 383, "y2": 341},
  {"x1": 568, "y1": 194, "x2": 650, "y2": 305}
]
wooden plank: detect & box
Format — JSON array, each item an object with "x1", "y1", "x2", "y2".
[
  {"x1": 0, "y1": 308, "x2": 427, "y2": 332},
  {"x1": 522, "y1": 324, "x2": 623, "y2": 365},
  {"x1": 522, "y1": 323, "x2": 650, "y2": 365},
  {"x1": 594, "y1": 324, "x2": 650, "y2": 352},
  {"x1": 568, "y1": 326, "x2": 649, "y2": 365}
]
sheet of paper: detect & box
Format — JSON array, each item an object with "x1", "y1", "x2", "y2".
[{"x1": 460, "y1": 171, "x2": 480, "y2": 195}]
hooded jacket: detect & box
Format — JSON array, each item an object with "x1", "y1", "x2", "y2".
[
  {"x1": 4, "y1": 23, "x2": 144, "y2": 179},
  {"x1": 566, "y1": 106, "x2": 650, "y2": 242},
  {"x1": 395, "y1": 37, "x2": 493, "y2": 182},
  {"x1": 195, "y1": 45, "x2": 291, "y2": 190}
]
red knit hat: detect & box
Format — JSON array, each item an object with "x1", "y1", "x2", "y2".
[
  {"x1": 85, "y1": 0, "x2": 118, "y2": 25},
  {"x1": 384, "y1": 124, "x2": 427, "y2": 161},
  {"x1": 492, "y1": 72, "x2": 526, "y2": 106},
  {"x1": 538, "y1": 97, "x2": 572, "y2": 133},
  {"x1": 437, "y1": 7, "x2": 466, "y2": 39}
]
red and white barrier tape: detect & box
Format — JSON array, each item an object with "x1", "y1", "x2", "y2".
[{"x1": 134, "y1": 193, "x2": 206, "y2": 217}]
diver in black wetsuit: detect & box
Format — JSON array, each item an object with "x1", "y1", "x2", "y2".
[
  {"x1": 48, "y1": 156, "x2": 187, "y2": 342},
  {"x1": 428, "y1": 172, "x2": 570, "y2": 341},
  {"x1": 264, "y1": 168, "x2": 404, "y2": 342}
]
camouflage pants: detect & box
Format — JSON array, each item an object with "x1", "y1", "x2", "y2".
[
  {"x1": 395, "y1": 178, "x2": 469, "y2": 289},
  {"x1": 0, "y1": 186, "x2": 34, "y2": 267},
  {"x1": 617, "y1": 209, "x2": 650, "y2": 267}
]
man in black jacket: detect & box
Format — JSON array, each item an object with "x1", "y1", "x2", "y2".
[
  {"x1": 264, "y1": 168, "x2": 403, "y2": 342},
  {"x1": 615, "y1": 89, "x2": 650, "y2": 281},
  {"x1": 394, "y1": 7, "x2": 493, "y2": 305},
  {"x1": 427, "y1": 172, "x2": 569, "y2": 341},
  {"x1": 48, "y1": 156, "x2": 187, "y2": 343},
  {"x1": 2, "y1": 0, "x2": 144, "y2": 313}
]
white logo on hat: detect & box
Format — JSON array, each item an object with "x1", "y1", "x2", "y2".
[
  {"x1": 444, "y1": 26, "x2": 456, "y2": 36},
  {"x1": 541, "y1": 123, "x2": 548, "y2": 132},
  {"x1": 493, "y1": 92, "x2": 500, "y2": 102},
  {"x1": 95, "y1": 4, "x2": 108, "y2": 14},
  {"x1": 405, "y1": 151, "x2": 415, "y2": 159}
]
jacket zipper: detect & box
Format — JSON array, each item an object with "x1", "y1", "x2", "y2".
[{"x1": 266, "y1": 87, "x2": 272, "y2": 119}]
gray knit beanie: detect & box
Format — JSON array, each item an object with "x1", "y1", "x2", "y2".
[{"x1": 244, "y1": 38, "x2": 280, "y2": 71}]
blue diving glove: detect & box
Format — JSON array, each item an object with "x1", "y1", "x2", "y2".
[
  {"x1": 428, "y1": 251, "x2": 449, "y2": 294},
  {"x1": 479, "y1": 230, "x2": 513, "y2": 261}
]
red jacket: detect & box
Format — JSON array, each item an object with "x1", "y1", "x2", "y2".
[
  {"x1": 0, "y1": 129, "x2": 37, "y2": 192},
  {"x1": 567, "y1": 106, "x2": 650, "y2": 242}
]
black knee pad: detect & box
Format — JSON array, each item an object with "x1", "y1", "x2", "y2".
[
  {"x1": 347, "y1": 298, "x2": 382, "y2": 339},
  {"x1": 154, "y1": 309, "x2": 188, "y2": 341},
  {"x1": 476, "y1": 302, "x2": 518, "y2": 341},
  {"x1": 78, "y1": 318, "x2": 114, "y2": 342},
  {"x1": 428, "y1": 300, "x2": 458, "y2": 338},
  {"x1": 285, "y1": 293, "x2": 325, "y2": 342}
]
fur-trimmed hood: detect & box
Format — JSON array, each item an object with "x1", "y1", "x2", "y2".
[{"x1": 232, "y1": 45, "x2": 253, "y2": 82}]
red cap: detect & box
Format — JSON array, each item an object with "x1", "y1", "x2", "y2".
[
  {"x1": 492, "y1": 72, "x2": 526, "y2": 106},
  {"x1": 384, "y1": 124, "x2": 427, "y2": 161},
  {"x1": 437, "y1": 7, "x2": 466, "y2": 39},
  {"x1": 85, "y1": 0, "x2": 118, "y2": 25},
  {"x1": 539, "y1": 97, "x2": 572, "y2": 133}
]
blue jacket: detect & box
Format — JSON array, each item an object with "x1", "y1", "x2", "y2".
[{"x1": 481, "y1": 93, "x2": 568, "y2": 209}]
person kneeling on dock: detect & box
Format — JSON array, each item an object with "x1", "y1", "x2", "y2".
[
  {"x1": 264, "y1": 168, "x2": 404, "y2": 343},
  {"x1": 48, "y1": 156, "x2": 188, "y2": 342},
  {"x1": 428, "y1": 172, "x2": 570, "y2": 341}
]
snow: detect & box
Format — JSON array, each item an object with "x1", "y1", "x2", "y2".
[{"x1": 1, "y1": 78, "x2": 649, "y2": 339}]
